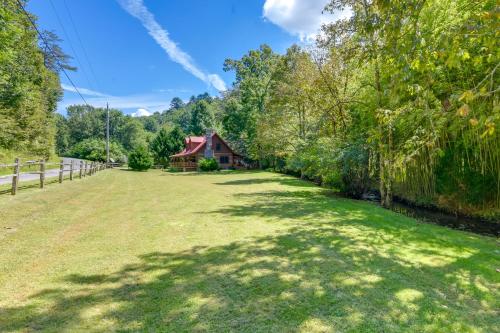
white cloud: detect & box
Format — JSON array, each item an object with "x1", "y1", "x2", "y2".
[
  {"x1": 117, "y1": 0, "x2": 227, "y2": 91},
  {"x1": 61, "y1": 83, "x2": 110, "y2": 97},
  {"x1": 263, "y1": 0, "x2": 351, "y2": 41},
  {"x1": 60, "y1": 84, "x2": 205, "y2": 115},
  {"x1": 131, "y1": 108, "x2": 152, "y2": 117},
  {"x1": 207, "y1": 74, "x2": 227, "y2": 92},
  {"x1": 153, "y1": 88, "x2": 192, "y2": 93}
]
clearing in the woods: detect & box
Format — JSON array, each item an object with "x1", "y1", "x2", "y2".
[{"x1": 0, "y1": 169, "x2": 498, "y2": 332}]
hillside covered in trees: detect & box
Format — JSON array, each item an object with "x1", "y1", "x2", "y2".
[{"x1": 0, "y1": 0, "x2": 65, "y2": 159}]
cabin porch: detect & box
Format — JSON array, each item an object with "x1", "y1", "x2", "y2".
[{"x1": 170, "y1": 155, "x2": 198, "y2": 171}]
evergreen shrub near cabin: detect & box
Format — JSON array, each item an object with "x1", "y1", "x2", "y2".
[
  {"x1": 199, "y1": 158, "x2": 219, "y2": 171},
  {"x1": 149, "y1": 126, "x2": 185, "y2": 167},
  {"x1": 128, "y1": 146, "x2": 153, "y2": 171}
]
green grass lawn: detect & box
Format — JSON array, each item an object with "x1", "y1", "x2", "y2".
[{"x1": 0, "y1": 170, "x2": 498, "y2": 332}]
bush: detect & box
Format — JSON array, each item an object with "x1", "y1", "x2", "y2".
[
  {"x1": 199, "y1": 158, "x2": 219, "y2": 171},
  {"x1": 128, "y1": 146, "x2": 153, "y2": 171},
  {"x1": 69, "y1": 138, "x2": 127, "y2": 162},
  {"x1": 285, "y1": 137, "x2": 369, "y2": 197}
]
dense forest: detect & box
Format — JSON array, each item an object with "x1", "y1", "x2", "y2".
[
  {"x1": 1, "y1": 0, "x2": 498, "y2": 218},
  {"x1": 0, "y1": 0, "x2": 64, "y2": 158}
]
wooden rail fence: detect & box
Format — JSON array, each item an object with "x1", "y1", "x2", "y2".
[{"x1": 0, "y1": 159, "x2": 121, "y2": 195}]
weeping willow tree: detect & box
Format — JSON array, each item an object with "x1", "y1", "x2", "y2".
[{"x1": 321, "y1": 0, "x2": 499, "y2": 214}]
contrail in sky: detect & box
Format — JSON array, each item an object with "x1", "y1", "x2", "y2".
[{"x1": 117, "y1": 0, "x2": 227, "y2": 91}]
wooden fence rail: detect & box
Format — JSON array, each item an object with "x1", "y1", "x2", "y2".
[{"x1": 0, "y1": 159, "x2": 122, "y2": 196}]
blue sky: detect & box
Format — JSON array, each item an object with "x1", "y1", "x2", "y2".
[{"x1": 28, "y1": 0, "x2": 346, "y2": 116}]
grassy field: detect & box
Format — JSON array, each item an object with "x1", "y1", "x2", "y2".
[{"x1": 0, "y1": 170, "x2": 498, "y2": 332}]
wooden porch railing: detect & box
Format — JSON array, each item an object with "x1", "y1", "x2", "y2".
[{"x1": 170, "y1": 161, "x2": 197, "y2": 170}]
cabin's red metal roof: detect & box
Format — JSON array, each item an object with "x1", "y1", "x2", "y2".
[
  {"x1": 186, "y1": 136, "x2": 204, "y2": 143},
  {"x1": 172, "y1": 136, "x2": 207, "y2": 157},
  {"x1": 171, "y1": 132, "x2": 241, "y2": 158}
]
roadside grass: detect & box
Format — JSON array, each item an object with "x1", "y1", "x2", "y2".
[
  {"x1": 0, "y1": 170, "x2": 498, "y2": 332},
  {"x1": 0, "y1": 174, "x2": 74, "y2": 194},
  {"x1": 0, "y1": 149, "x2": 61, "y2": 176}
]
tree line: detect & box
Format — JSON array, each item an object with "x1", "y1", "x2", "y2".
[
  {"x1": 214, "y1": 0, "x2": 498, "y2": 218},
  {"x1": 54, "y1": 93, "x2": 226, "y2": 164},
  {"x1": 0, "y1": 0, "x2": 65, "y2": 158}
]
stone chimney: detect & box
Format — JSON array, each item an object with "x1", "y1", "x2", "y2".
[{"x1": 204, "y1": 129, "x2": 214, "y2": 158}]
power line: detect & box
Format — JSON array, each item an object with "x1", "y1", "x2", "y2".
[
  {"x1": 15, "y1": 0, "x2": 90, "y2": 107},
  {"x1": 48, "y1": 0, "x2": 95, "y2": 91},
  {"x1": 62, "y1": 0, "x2": 102, "y2": 91}
]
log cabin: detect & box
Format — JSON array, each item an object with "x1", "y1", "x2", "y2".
[{"x1": 170, "y1": 130, "x2": 244, "y2": 171}]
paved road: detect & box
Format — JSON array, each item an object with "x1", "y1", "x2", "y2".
[{"x1": 0, "y1": 158, "x2": 86, "y2": 186}]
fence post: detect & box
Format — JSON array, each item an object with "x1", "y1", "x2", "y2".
[
  {"x1": 79, "y1": 161, "x2": 83, "y2": 179},
  {"x1": 40, "y1": 160, "x2": 45, "y2": 188},
  {"x1": 59, "y1": 159, "x2": 64, "y2": 183},
  {"x1": 84, "y1": 162, "x2": 88, "y2": 177},
  {"x1": 70, "y1": 160, "x2": 74, "y2": 181},
  {"x1": 11, "y1": 158, "x2": 20, "y2": 195}
]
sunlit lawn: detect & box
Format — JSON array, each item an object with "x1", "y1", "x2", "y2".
[{"x1": 0, "y1": 169, "x2": 498, "y2": 332}]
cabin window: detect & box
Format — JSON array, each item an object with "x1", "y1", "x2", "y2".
[
  {"x1": 219, "y1": 156, "x2": 229, "y2": 164},
  {"x1": 216, "y1": 143, "x2": 221, "y2": 151}
]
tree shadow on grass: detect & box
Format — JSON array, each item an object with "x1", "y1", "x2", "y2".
[
  {"x1": 162, "y1": 170, "x2": 265, "y2": 177},
  {"x1": 213, "y1": 177, "x2": 317, "y2": 188},
  {"x1": 1, "y1": 187, "x2": 498, "y2": 332},
  {"x1": 1, "y1": 229, "x2": 497, "y2": 330}
]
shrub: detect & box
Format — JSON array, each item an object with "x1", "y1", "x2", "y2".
[
  {"x1": 285, "y1": 137, "x2": 369, "y2": 197},
  {"x1": 128, "y1": 146, "x2": 153, "y2": 171},
  {"x1": 69, "y1": 138, "x2": 127, "y2": 162},
  {"x1": 199, "y1": 158, "x2": 219, "y2": 171}
]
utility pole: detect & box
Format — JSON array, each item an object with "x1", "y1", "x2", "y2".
[{"x1": 106, "y1": 102, "x2": 110, "y2": 166}]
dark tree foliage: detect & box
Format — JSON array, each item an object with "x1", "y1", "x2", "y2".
[
  {"x1": 128, "y1": 146, "x2": 153, "y2": 171},
  {"x1": 39, "y1": 30, "x2": 77, "y2": 73},
  {"x1": 54, "y1": 113, "x2": 70, "y2": 155},
  {"x1": 170, "y1": 97, "x2": 185, "y2": 110},
  {"x1": 149, "y1": 126, "x2": 185, "y2": 166},
  {"x1": 190, "y1": 100, "x2": 214, "y2": 136}
]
